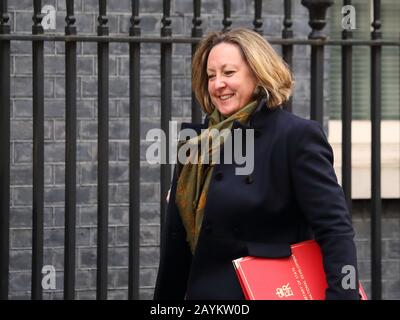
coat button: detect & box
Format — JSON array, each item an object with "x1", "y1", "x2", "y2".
[
  {"x1": 171, "y1": 232, "x2": 178, "y2": 239},
  {"x1": 232, "y1": 226, "x2": 242, "y2": 237},
  {"x1": 215, "y1": 172, "x2": 223, "y2": 181},
  {"x1": 245, "y1": 174, "x2": 254, "y2": 184},
  {"x1": 204, "y1": 224, "x2": 213, "y2": 234}
]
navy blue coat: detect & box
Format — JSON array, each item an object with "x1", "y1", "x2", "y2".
[{"x1": 154, "y1": 101, "x2": 359, "y2": 300}]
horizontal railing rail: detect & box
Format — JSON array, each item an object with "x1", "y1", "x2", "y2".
[{"x1": 0, "y1": 34, "x2": 399, "y2": 46}]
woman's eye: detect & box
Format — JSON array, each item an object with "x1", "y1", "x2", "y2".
[
  {"x1": 224, "y1": 70, "x2": 235, "y2": 76},
  {"x1": 208, "y1": 74, "x2": 215, "y2": 79}
]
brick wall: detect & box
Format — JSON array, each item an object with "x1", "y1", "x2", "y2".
[
  {"x1": 6, "y1": 0, "x2": 399, "y2": 299},
  {"x1": 352, "y1": 200, "x2": 400, "y2": 299}
]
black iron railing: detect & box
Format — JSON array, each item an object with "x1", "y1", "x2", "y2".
[
  {"x1": 0, "y1": 0, "x2": 398, "y2": 300},
  {"x1": 64, "y1": 0, "x2": 77, "y2": 301}
]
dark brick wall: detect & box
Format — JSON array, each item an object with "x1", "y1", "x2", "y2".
[{"x1": 352, "y1": 200, "x2": 400, "y2": 299}]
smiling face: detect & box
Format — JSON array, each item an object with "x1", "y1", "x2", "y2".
[{"x1": 206, "y1": 42, "x2": 257, "y2": 117}]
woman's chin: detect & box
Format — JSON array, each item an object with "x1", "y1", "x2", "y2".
[
  {"x1": 218, "y1": 110, "x2": 232, "y2": 117},
  {"x1": 216, "y1": 105, "x2": 237, "y2": 117}
]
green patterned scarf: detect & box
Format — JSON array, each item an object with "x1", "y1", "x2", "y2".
[{"x1": 175, "y1": 100, "x2": 258, "y2": 254}]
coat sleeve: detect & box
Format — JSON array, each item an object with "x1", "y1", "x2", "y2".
[
  {"x1": 290, "y1": 120, "x2": 360, "y2": 300},
  {"x1": 153, "y1": 166, "x2": 192, "y2": 300}
]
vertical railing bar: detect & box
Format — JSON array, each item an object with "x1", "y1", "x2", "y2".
[
  {"x1": 64, "y1": 0, "x2": 77, "y2": 300},
  {"x1": 128, "y1": 0, "x2": 141, "y2": 300},
  {"x1": 253, "y1": 0, "x2": 263, "y2": 35},
  {"x1": 222, "y1": 0, "x2": 231, "y2": 31},
  {"x1": 341, "y1": 0, "x2": 353, "y2": 215},
  {"x1": 160, "y1": 0, "x2": 172, "y2": 237},
  {"x1": 0, "y1": 0, "x2": 11, "y2": 300},
  {"x1": 301, "y1": 0, "x2": 333, "y2": 126},
  {"x1": 371, "y1": 0, "x2": 382, "y2": 300},
  {"x1": 97, "y1": 0, "x2": 109, "y2": 300},
  {"x1": 282, "y1": 0, "x2": 293, "y2": 112},
  {"x1": 310, "y1": 28, "x2": 323, "y2": 123},
  {"x1": 191, "y1": 0, "x2": 202, "y2": 124},
  {"x1": 33, "y1": 0, "x2": 41, "y2": 14},
  {"x1": 32, "y1": 0, "x2": 45, "y2": 300}
]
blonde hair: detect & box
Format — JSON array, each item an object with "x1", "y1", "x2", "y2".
[{"x1": 192, "y1": 27, "x2": 294, "y2": 114}]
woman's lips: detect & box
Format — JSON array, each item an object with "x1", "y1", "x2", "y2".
[{"x1": 218, "y1": 93, "x2": 234, "y2": 101}]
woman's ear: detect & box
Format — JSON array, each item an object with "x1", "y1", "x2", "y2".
[{"x1": 253, "y1": 85, "x2": 269, "y2": 101}]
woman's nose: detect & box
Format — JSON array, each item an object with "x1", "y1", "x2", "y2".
[{"x1": 214, "y1": 76, "x2": 226, "y2": 89}]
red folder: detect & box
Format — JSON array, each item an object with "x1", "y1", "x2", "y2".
[{"x1": 233, "y1": 240, "x2": 368, "y2": 300}]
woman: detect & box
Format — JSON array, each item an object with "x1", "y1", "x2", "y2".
[{"x1": 154, "y1": 27, "x2": 360, "y2": 300}]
